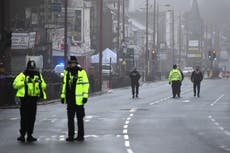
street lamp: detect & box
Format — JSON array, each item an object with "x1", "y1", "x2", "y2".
[
  {"x1": 164, "y1": 4, "x2": 175, "y2": 65},
  {"x1": 99, "y1": 0, "x2": 103, "y2": 91},
  {"x1": 64, "y1": 0, "x2": 68, "y2": 67},
  {"x1": 145, "y1": 0, "x2": 149, "y2": 81}
]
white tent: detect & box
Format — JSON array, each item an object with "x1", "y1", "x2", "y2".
[{"x1": 90, "y1": 48, "x2": 117, "y2": 64}]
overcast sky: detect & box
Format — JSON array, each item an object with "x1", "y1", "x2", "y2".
[{"x1": 129, "y1": 0, "x2": 230, "y2": 25}]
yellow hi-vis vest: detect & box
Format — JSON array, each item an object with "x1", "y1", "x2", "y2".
[
  {"x1": 13, "y1": 72, "x2": 47, "y2": 99},
  {"x1": 168, "y1": 69, "x2": 182, "y2": 81},
  {"x1": 60, "y1": 69, "x2": 89, "y2": 106}
]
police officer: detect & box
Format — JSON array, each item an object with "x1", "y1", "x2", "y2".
[
  {"x1": 168, "y1": 64, "x2": 182, "y2": 98},
  {"x1": 191, "y1": 66, "x2": 203, "y2": 97},
  {"x1": 61, "y1": 56, "x2": 89, "y2": 142},
  {"x1": 129, "y1": 68, "x2": 141, "y2": 98},
  {"x1": 13, "y1": 60, "x2": 47, "y2": 142}
]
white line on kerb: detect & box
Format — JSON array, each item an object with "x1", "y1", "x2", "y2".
[{"x1": 210, "y1": 94, "x2": 224, "y2": 106}]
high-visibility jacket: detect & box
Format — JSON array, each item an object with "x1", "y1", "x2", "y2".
[
  {"x1": 60, "y1": 68, "x2": 89, "y2": 106},
  {"x1": 13, "y1": 72, "x2": 47, "y2": 99},
  {"x1": 168, "y1": 69, "x2": 182, "y2": 82}
]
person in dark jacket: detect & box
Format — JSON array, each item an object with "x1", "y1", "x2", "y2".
[
  {"x1": 129, "y1": 68, "x2": 141, "y2": 98},
  {"x1": 191, "y1": 66, "x2": 203, "y2": 97},
  {"x1": 13, "y1": 60, "x2": 47, "y2": 142}
]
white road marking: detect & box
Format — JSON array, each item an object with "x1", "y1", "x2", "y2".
[
  {"x1": 125, "y1": 141, "x2": 130, "y2": 147},
  {"x1": 208, "y1": 115, "x2": 230, "y2": 141},
  {"x1": 9, "y1": 117, "x2": 18, "y2": 120},
  {"x1": 123, "y1": 108, "x2": 135, "y2": 153},
  {"x1": 129, "y1": 114, "x2": 134, "y2": 117},
  {"x1": 182, "y1": 100, "x2": 190, "y2": 103},
  {"x1": 210, "y1": 94, "x2": 224, "y2": 106},
  {"x1": 124, "y1": 135, "x2": 129, "y2": 140},
  {"x1": 127, "y1": 148, "x2": 134, "y2": 153}
]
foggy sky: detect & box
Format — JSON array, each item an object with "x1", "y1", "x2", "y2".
[{"x1": 129, "y1": 0, "x2": 230, "y2": 26}]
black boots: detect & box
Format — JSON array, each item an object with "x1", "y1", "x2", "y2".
[
  {"x1": 27, "y1": 136, "x2": 37, "y2": 142},
  {"x1": 66, "y1": 137, "x2": 74, "y2": 142},
  {"x1": 17, "y1": 136, "x2": 25, "y2": 142},
  {"x1": 17, "y1": 135, "x2": 37, "y2": 142},
  {"x1": 66, "y1": 136, "x2": 84, "y2": 142},
  {"x1": 74, "y1": 136, "x2": 84, "y2": 142}
]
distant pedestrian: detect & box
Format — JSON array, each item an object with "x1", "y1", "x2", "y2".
[
  {"x1": 61, "y1": 56, "x2": 90, "y2": 142},
  {"x1": 129, "y1": 68, "x2": 141, "y2": 98},
  {"x1": 191, "y1": 66, "x2": 203, "y2": 97},
  {"x1": 168, "y1": 64, "x2": 182, "y2": 98},
  {"x1": 13, "y1": 60, "x2": 47, "y2": 142}
]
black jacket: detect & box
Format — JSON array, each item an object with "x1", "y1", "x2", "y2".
[
  {"x1": 129, "y1": 70, "x2": 141, "y2": 85},
  {"x1": 191, "y1": 70, "x2": 203, "y2": 83}
]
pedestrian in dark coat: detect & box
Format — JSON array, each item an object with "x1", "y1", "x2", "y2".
[
  {"x1": 191, "y1": 66, "x2": 203, "y2": 97},
  {"x1": 129, "y1": 68, "x2": 141, "y2": 98}
]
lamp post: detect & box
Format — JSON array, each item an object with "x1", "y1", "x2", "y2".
[
  {"x1": 171, "y1": 8, "x2": 175, "y2": 65},
  {"x1": 99, "y1": 0, "x2": 103, "y2": 91},
  {"x1": 163, "y1": 4, "x2": 175, "y2": 65},
  {"x1": 64, "y1": 0, "x2": 68, "y2": 67},
  {"x1": 150, "y1": 0, "x2": 156, "y2": 80},
  {"x1": 145, "y1": 0, "x2": 149, "y2": 81}
]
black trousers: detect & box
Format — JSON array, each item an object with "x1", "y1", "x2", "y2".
[
  {"x1": 131, "y1": 83, "x2": 139, "y2": 96},
  {"x1": 67, "y1": 105, "x2": 85, "y2": 138},
  {"x1": 171, "y1": 81, "x2": 181, "y2": 98},
  {"x1": 193, "y1": 82, "x2": 201, "y2": 96},
  {"x1": 19, "y1": 97, "x2": 37, "y2": 137}
]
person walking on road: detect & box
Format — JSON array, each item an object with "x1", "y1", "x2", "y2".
[
  {"x1": 13, "y1": 60, "x2": 47, "y2": 142},
  {"x1": 191, "y1": 66, "x2": 203, "y2": 97},
  {"x1": 61, "y1": 56, "x2": 90, "y2": 142},
  {"x1": 129, "y1": 68, "x2": 141, "y2": 98},
  {"x1": 168, "y1": 64, "x2": 182, "y2": 98}
]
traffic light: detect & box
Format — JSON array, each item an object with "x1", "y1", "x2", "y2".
[
  {"x1": 208, "y1": 50, "x2": 211, "y2": 59},
  {"x1": 152, "y1": 49, "x2": 157, "y2": 57},
  {"x1": 212, "y1": 50, "x2": 216, "y2": 60}
]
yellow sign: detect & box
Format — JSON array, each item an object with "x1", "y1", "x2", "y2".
[
  {"x1": 188, "y1": 47, "x2": 199, "y2": 51},
  {"x1": 122, "y1": 60, "x2": 126, "y2": 65}
]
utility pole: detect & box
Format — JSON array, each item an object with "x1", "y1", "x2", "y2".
[
  {"x1": 64, "y1": 0, "x2": 68, "y2": 67},
  {"x1": 117, "y1": 0, "x2": 120, "y2": 65},
  {"x1": 172, "y1": 8, "x2": 175, "y2": 65},
  {"x1": 150, "y1": 0, "x2": 156, "y2": 79},
  {"x1": 122, "y1": 0, "x2": 125, "y2": 40},
  {"x1": 145, "y1": 0, "x2": 149, "y2": 81},
  {"x1": 99, "y1": 0, "x2": 103, "y2": 91},
  {"x1": 178, "y1": 14, "x2": 182, "y2": 66}
]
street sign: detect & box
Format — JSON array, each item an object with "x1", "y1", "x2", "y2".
[{"x1": 51, "y1": 3, "x2": 62, "y2": 12}]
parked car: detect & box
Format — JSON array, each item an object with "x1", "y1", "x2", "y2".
[{"x1": 182, "y1": 67, "x2": 193, "y2": 77}]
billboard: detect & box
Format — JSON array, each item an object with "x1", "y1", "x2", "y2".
[
  {"x1": 11, "y1": 32, "x2": 36, "y2": 49},
  {"x1": 187, "y1": 40, "x2": 201, "y2": 58}
]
